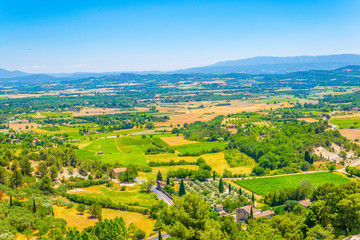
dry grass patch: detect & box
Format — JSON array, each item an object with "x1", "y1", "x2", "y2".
[
  {"x1": 53, "y1": 205, "x2": 155, "y2": 234},
  {"x1": 339, "y1": 129, "x2": 360, "y2": 140},
  {"x1": 160, "y1": 136, "x2": 198, "y2": 146}
]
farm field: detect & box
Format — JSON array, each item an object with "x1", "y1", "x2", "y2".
[
  {"x1": 69, "y1": 184, "x2": 158, "y2": 208},
  {"x1": 174, "y1": 141, "x2": 227, "y2": 155},
  {"x1": 160, "y1": 136, "x2": 198, "y2": 146},
  {"x1": 234, "y1": 172, "x2": 350, "y2": 195},
  {"x1": 53, "y1": 205, "x2": 155, "y2": 235},
  {"x1": 338, "y1": 128, "x2": 360, "y2": 140},
  {"x1": 330, "y1": 116, "x2": 360, "y2": 129}
]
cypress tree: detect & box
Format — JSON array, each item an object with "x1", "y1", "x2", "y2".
[
  {"x1": 251, "y1": 192, "x2": 255, "y2": 203},
  {"x1": 158, "y1": 230, "x2": 162, "y2": 240},
  {"x1": 32, "y1": 198, "x2": 36, "y2": 213},
  {"x1": 250, "y1": 207, "x2": 254, "y2": 219},
  {"x1": 157, "y1": 171, "x2": 163, "y2": 181},
  {"x1": 305, "y1": 151, "x2": 310, "y2": 163},
  {"x1": 179, "y1": 179, "x2": 185, "y2": 196},
  {"x1": 219, "y1": 178, "x2": 224, "y2": 193},
  {"x1": 212, "y1": 171, "x2": 216, "y2": 181},
  {"x1": 166, "y1": 176, "x2": 170, "y2": 185},
  {"x1": 228, "y1": 184, "x2": 232, "y2": 193},
  {"x1": 239, "y1": 188, "x2": 242, "y2": 195},
  {"x1": 9, "y1": 194, "x2": 12, "y2": 206}
]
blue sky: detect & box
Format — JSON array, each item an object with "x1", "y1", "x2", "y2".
[{"x1": 0, "y1": 0, "x2": 359, "y2": 73}]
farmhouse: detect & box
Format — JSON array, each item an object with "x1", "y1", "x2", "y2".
[
  {"x1": 299, "y1": 199, "x2": 312, "y2": 208},
  {"x1": 112, "y1": 168, "x2": 126, "y2": 179},
  {"x1": 214, "y1": 204, "x2": 225, "y2": 212},
  {"x1": 236, "y1": 205, "x2": 275, "y2": 223}
]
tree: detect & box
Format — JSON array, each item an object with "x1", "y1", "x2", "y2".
[
  {"x1": 305, "y1": 151, "x2": 311, "y2": 163},
  {"x1": 161, "y1": 194, "x2": 224, "y2": 240},
  {"x1": 179, "y1": 179, "x2": 186, "y2": 196},
  {"x1": 249, "y1": 207, "x2": 254, "y2": 219},
  {"x1": 10, "y1": 170, "x2": 23, "y2": 188},
  {"x1": 141, "y1": 177, "x2": 156, "y2": 192},
  {"x1": 20, "y1": 158, "x2": 32, "y2": 176},
  {"x1": 32, "y1": 198, "x2": 36, "y2": 213},
  {"x1": 219, "y1": 178, "x2": 224, "y2": 193},
  {"x1": 166, "y1": 176, "x2": 170, "y2": 185},
  {"x1": 0, "y1": 166, "x2": 7, "y2": 184},
  {"x1": 157, "y1": 170, "x2": 163, "y2": 181},
  {"x1": 328, "y1": 164, "x2": 336, "y2": 172},
  {"x1": 251, "y1": 193, "x2": 255, "y2": 203},
  {"x1": 39, "y1": 176, "x2": 53, "y2": 194},
  {"x1": 239, "y1": 188, "x2": 242, "y2": 195},
  {"x1": 228, "y1": 184, "x2": 232, "y2": 193},
  {"x1": 50, "y1": 164, "x2": 59, "y2": 180},
  {"x1": 158, "y1": 230, "x2": 162, "y2": 240},
  {"x1": 36, "y1": 162, "x2": 48, "y2": 178},
  {"x1": 213, "y1": 171, "x2": 216, "y2": 181},
  {"x1": 119, "y1": 165, "x2": 138, "y2": 183},
  {"x1": 89, "y1": 203, "x2": 102, "y2": 220},
  {"x1": 77, "y1": 204, "x2": 86, "y2": 215}
]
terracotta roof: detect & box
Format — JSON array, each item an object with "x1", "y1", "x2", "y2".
[
  {"x1": 112, "y1": 168, "x2": 126, "y2": 173},
  {"x1": 237, "y1": 205, "x2": 260, "y2": 215},
  {"x1": 254, "y1": 210, "x2": 275, "y2": 219},
  {"x1": 215, "y1": 204, "x2": 224, "y2": 208},
  {"x1": 299, "y1": 199, "x2": 312, "y2": 208}
]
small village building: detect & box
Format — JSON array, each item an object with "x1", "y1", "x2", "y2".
[
  {"x1": 299, "y1": 199, "x2": 312, "y2": 208},
  {"x1": 236, "y1": 205, "x2": 275, "y2": 223},
  {"x1": 214, "y1": 204, "x2": 225, "y2": 212},
  {"x1": 236, "y1": 205, "x2": 260, "y2": 222},
  {"x1": 253, "y1": 210, "x2": 275, "y2": 220},
  {"x1": 112, "y1": 168, "x2": 126, "y2": 179}
]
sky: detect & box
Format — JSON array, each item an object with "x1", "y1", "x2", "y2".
[{"x1": 0, "y1": 0, "x2": 359, "y2": 73}]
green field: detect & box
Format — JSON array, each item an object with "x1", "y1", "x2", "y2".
[
  {"x1": 330, "y1": 117, "x2": 360, "y2": 129},
  {"x1": 72, "y1": 184, "x2": 157, "y2": 208},
  {"x1": 174, "y1": 142, "x2": 227, "y2": 154},
  {"x1": 234, "y1": 172, "x2": 350, "y2": 195},
  {"x1": 40, "y1": 112, "x2": 72, "y2": 118}
]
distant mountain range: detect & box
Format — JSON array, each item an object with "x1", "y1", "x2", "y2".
[
  {"x1": 173, "y1": 54, "x2": 360, "y2": 74},
  {"x1": 1, "y1": 54, "x2": 360, "y2": 81}
]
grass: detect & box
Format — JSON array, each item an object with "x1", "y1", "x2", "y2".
[
  {"x1": 160, "y1": 136, "x2": 198, "y2": 146},
  {"x1": 40, "y1": 112, "x2": 72, "y2": 118},
  {"x1": 83, "y1": 138, "x2": 119, "y2": 154},
  {"x1": 73, "y1": 184, "x2": 158, "y2": 208},
  {"x1": 234, "y1": 172, "x2": 350, "y2": 195},
  {"x1": 330, "y1": 117, "x2": 360, "y2": 129},
  {"x1": 174, "y1": 141, "x2": 227, "y2": 154},
  {"x1": 53, "y1": 205, "x2": 155, "y2": 235}
]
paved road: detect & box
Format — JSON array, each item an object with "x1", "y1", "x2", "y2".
[
  {"x1": 147, "y1": 233, "x2": 170, "y2": 240},
  {"x1": 337, "y1": 159, "x2": 360, "y2": 173},
  {"x1": 151, "y1": 186, "x2": 174, "y2": 205}
]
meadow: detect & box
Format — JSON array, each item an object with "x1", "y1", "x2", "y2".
[
  {"x1": 330, "y1": 117, "x2": 360, "y2": 129},
  {"x1": 174, "y1": 141, "x2": 227, "y2": 155},
  {"x1": 70, "y1": 184, "x2": 158, "y2": 208},
  {"x1": 234, "y1": 172, "x2": 350, "y2": 195}
]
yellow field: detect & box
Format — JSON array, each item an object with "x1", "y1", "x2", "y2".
[
  {"x1": 160, "y1": 136, "x2": 198, "y2": 146},
  {"x1": 53, "y1": 205, "x2": 155, "y2": 235},
  {"x1": 201, "y1": 152, "x2": 254, "y2": 175},
  {"x1": 146, "y1": 152, "x2": 199, "y2": 163}
]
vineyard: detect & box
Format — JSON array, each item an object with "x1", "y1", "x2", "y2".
[
  {"x1": 184, "y1": 180, "x2": 252, "y2": 205},
  {"x1": 223, "y1": 117, "x2": 275, "y2": 133}
]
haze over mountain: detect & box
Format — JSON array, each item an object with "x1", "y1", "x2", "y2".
[
  {"x1": 1, "y1": 54, "x2": 360, "y2": 80},
  {"x1": 173, "y1": 54, "x2": 360, "y2": 74}
]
